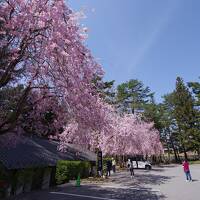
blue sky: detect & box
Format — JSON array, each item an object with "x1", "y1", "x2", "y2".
[{"x1": 68, "y1": 0, "x2": 200, "y2": 102}]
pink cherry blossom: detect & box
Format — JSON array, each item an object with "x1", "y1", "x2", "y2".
[{"x1": 0, "y1": 0, "x2": 163, "y2": 156}]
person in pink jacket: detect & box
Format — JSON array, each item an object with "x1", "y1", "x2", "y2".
[{"x1": 182, "y1": 159, "x2": 192, "y2": 182}]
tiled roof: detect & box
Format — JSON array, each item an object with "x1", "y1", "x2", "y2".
[{"x1": 0, "y1": 136, "x2": 96, "y2": 170}]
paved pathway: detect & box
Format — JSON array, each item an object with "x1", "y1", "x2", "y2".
[{"x1": 8, "y1": 164, "x2": 200, "y2": 200}]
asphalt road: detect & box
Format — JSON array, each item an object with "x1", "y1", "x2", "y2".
[{"x1": 8, "y1": 164, "x2": 200, "y2": 200}]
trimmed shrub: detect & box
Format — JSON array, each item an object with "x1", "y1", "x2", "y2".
[{"x1": 55, "y1": 161, "x2": 91, "y2": 185}]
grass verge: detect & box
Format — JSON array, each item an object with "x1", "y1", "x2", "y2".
[{"x1": 189, "y1": 160, "x2": 200, "y2": 165}]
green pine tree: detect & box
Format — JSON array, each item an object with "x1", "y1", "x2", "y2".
[
  {"x1": 116, "y1": 79, "x2": 154, "y2": 114},
  {"x1": 173, "y1": 77, "x2": 198, "y2": 159}
]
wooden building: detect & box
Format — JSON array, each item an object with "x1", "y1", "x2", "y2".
[{"x1": 0, "y1": 136, "x2": 96, "y2": 198}]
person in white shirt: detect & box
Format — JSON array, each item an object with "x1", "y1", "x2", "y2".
[
  {"x1": 130, "y1": 161, "x2": 134, "y2": 178},
  {"x1": 127, "y1": 159, "x2": 131, "y2": 170},
  {"x1": 112, "y1": 157, "x2": 116, "y2": 173}
]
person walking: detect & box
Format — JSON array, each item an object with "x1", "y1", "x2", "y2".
[
  {"x1": 130, "y1": 161, "x2": 134, "y2": 178},
  {"x1": 112, "y1": 158, "x2": 116, "y2": 173},
  {"x1": 127, "y1": 159, "x2": 131, "y2": 171},
  {"x1": 182, "y1": 159, "x2": 192, "y2": 182},
  {"x1": 106, "y1": 159, "x2": 112, "y2": 177}
]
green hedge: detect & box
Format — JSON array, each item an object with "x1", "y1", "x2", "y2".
[{"x1": 55, "y1": 161, "x2": 91, "y2": 185}]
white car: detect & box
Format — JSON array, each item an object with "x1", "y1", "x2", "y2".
[{"x1": 132, "y1": 160, "x2": 152, "y2": 170}]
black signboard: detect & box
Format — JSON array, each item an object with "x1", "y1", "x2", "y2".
[{"x1": 97, "y1": 150, "x2": 103, "y2": 171}]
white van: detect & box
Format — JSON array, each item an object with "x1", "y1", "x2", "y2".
[{"x1": 132, "y1": 160, "x2": 152, "y2": 170}]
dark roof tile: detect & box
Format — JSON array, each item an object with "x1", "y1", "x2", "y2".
[{"x1": 0, "y1": 136, "x2": 96, "y2": 169}]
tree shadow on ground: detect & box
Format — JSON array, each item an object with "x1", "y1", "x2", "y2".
[
  {"x1": 8, "y1": 168, "x2": 172, "y2": 200},
  {"x1": 133, "y1": 173, "x2": 172, "y2": 187},
  {"x1": 110, "y1": 170, "x2": 172, "y2": 188},
  {"x1": 54, "y1": 184, "x2": 166, "y2": 200},
  {"x1": 8, "y1": 184, "x2": 166, "y2": 200},
  {"x1": 143, "y1": 168, "x2": 165, "y2": 172},
  {"x1": 157, "y1": 164, "x2": 179, "y2": 168}
]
